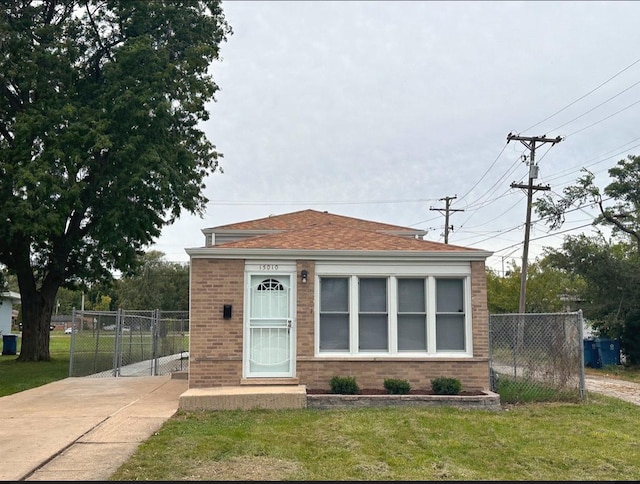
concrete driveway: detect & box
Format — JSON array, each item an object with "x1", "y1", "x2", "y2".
[{"x1": 0, "y1": 374, "x2": 187, "y2": 481}]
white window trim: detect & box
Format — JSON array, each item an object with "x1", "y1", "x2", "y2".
[{"x1": 315, "y1": 263, "x2": 473, "y2": 358}]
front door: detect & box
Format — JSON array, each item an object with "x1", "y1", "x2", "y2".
[{"x1": 246, "y1": 274, "x2": 295, "y2": 377}]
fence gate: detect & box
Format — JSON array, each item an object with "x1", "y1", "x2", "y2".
[
  {"x1": 68, "y1": 309, "x2": 189, "y2": 378},
  {"x1": 489, "y1": 310, "x2": 586, "y2": 401}
]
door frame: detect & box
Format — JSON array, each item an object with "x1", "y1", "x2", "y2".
[{"x1": 243, "y1": 261, "x2": 297, "y2": 379}]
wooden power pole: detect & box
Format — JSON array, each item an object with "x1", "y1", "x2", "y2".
[
  {"x1": 430, "y1": 195, "x2": 464, "y2": 244},
  {"x1": 507, "y1": 133, "x2": 563, "y2": 313}
]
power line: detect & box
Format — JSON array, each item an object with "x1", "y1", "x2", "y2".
[
  {"x1": 566, "y1": 98, "x2": 640, "y2": 138},
  {"x1": 548, "y1": 78, "x2": 640, "y2": 133},
  {"x1": 456, "y1": 142, "x2": 509, "y2": 203},
  {"x1": 521, "y1": 56, "x2": 640, "y2": 133},
  {"x1": 205, "y1": 197, "x2": 440, "y2": 206},
  {"x1": 489, "y1": 222, "x2": 595, "y2": 255}
]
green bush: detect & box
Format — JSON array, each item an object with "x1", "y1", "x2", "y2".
[
  {"x1": 431, "y1": 377, "x2": 462, "y2": 395},
  {"x1": 329, "y1": 375, "x2": 360, "y2": 395},
  {"x1": 383, "y1": 378, "x2": 411, "y2": 394}
]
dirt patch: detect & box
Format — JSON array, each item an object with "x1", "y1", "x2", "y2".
[{"x1": 187, "y1": 456, "x2": 301, "y2": 481}]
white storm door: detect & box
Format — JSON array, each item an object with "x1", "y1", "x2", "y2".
[{"x1": 247, "y1": 275, "x2": 294, "y2": 377}]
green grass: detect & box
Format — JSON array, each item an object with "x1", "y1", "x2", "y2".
[
  {"x1": 496, "y1": 376, "x2": 582, "y2": 404},
  {"x1": 0, "y1": 333, "x2": 70, "y2": 397},
  {"x1": 109, "y1": 395, "x2": 640, "y2": 481},
  {"x1": 3, "y1": 338, "x2": 640, "y2": 480},
  {"x1": 586, "y1": 364, "x2": 640, "y2": 383}
]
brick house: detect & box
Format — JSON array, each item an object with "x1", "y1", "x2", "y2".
[{"x1": 185, "y1": 209, "x2": 493, "y2": 394}]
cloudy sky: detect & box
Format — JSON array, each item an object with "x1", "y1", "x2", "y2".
[{"x1": 149, "y1": 1, "x2": 640, "y2": 273}]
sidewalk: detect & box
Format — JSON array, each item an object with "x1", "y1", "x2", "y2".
[{"x1": 0, "y1": 374, "x2": 187, "y2": 481}]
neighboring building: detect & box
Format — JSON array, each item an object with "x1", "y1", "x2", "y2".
[
  {"x1": 0, "y1": 291, "x2": 21, "y2": 335},
  {"x1": 186, "y1": 209, "x2": 493, "y2": 394}
]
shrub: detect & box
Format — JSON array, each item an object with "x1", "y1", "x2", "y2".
[
  {"x1": 431, "y1": 377, "x2": 462, "y2": 395},
  {"x1": 329, "y1": 375, "x2": 360, "y2": 395},
  {"x1": 383, "y1": 378, "x2": 411, "y2": 394}
]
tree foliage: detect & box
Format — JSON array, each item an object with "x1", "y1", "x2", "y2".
[
  {"x1": 0, "y1": 1, "x2": 231, "y2": 360},
  {"x1": 535, "y1": 155, "x2": 640, "y2": 253},
  {"x1": 542, "y1": 235, "x2": 640, "y2": 337},
  {"x1": 113, "y1": 250, "x2": 188, "y2": 311},
  {"x1": 535, "y1": 155, "x2": 640, "y2": 363},
  {"x1": 486, "y1": 258, "x2": 582, "y2": 314}
]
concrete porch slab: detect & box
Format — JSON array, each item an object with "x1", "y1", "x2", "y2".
[{"x1": 179, "y1": 385, "x2": 308, "y2": 411}]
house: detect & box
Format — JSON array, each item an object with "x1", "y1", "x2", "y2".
[
  {"x1": 0, "y1": 291, "x2": 21, "y2": 336},
  {"x1": 184, "y1": 209, "x2": 492, "y2": 406}
]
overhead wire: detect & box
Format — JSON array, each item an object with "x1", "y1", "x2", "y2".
[
  {"x1": 565, "y1": 98, "x2": 640, "y2": 138},
  {"x1": 548, "y1": 78, "x2": 640, "y2": 133},
  {"x1": 455, "y1": 141, "x2": 509, "y2": 203},
  {"x1": 521, "y1": 55, "x2": 640, "y2": 133}
]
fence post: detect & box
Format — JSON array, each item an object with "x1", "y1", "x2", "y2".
[
  {"x1": 69, "y1": 307, "x2": 76, "y2": 377},
  {"x1": 112, "y1": 309, "x2": 122, "y2": 377},
  {"x1": 152, "y1": 309, "x2": 159, "y2": 376},
  {"x1": 578, "y1": 309, "x2": 586, "y2": 401}
]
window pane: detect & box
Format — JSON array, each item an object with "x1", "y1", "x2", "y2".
[
  {"x1": 436, "y1": 278, "x2": 464, "y2": 312},
  {"x1": 398, "y1": 315, "x2": 427, "y2": 350},
  {"x1": 320, "y1": 314, "x2": 349, "y2": 350},
  {"x1": 358, "y1": 315, "x2": 388, "y2": 350},
  {"x1": 436, "y1": 314, "x2": 465, "y2": 350},
  {"x1": 321, "y1": 278, "x2": 349, "y2": 311},
  {"x1": 359, "y1": 278, "x2": 386, "y2": 312},
  {"x1": 398, "y1": 279, "x2": 425, "y2": 312}
]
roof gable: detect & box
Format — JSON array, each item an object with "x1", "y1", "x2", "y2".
[
  {"x1": 191, "y1": 209, "x2": 492, "y2": 259},
  {"x1": 210, "y1": 223, "x2": 477, "y2": 252},
  {"x1": 204, "y1": 209, "x2": 425, "y2": 235}
]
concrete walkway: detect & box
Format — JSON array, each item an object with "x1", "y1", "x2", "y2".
[{"x1": 0, "y1": 375, "x2": 187, "y2": 481}]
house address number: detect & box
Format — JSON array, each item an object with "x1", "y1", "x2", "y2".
[{"x1": 259, "y1": 264, "x2": 279, "y2": 271}]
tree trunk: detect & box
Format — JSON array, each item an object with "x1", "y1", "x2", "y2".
[
  {"x1": 17, "y1": 290, "x2": 55, "y2": 361},
  {"x1": 15, "y1": 266, "x2": 62, "y2": 362}
]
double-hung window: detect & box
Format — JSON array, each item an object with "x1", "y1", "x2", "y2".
[
  {"x1": 318, "y1": 273, "x2": 469, "y2": 356},
  {"x1": 358, "y1": 278, "x2": 388, "y2": 351},
  {"x1": 319, "y1": 277, "x2": 350, "y2": 351},
  {"x1": 397, "y1": 278, "x2": 427, "y2": 351},
  {"x1": 435, "y1": 278, "x2": 465, "y2": 351}
]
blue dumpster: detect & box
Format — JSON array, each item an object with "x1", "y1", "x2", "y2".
[
  {"x1": 2, "y1": 334, "x2": 18, "y2": 356},
  {"x1": 583, "y1": 339, "x2": 601, "y2": 368},
  {"x1": 596, "y1": 338, "x2": 621, "y2": 367}
]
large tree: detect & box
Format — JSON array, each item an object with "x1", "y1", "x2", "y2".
[
  {"x1": 535, "y1": 155, "x2": 640, "y2": 253},
  {"x1": 113, "y1": 250, "x2": 188, "y2": 311},
  {"x1": 535, "y1": 155, "x2": 640, "y2": 362},
  {"x1": 486, "y1": 258, "x2": 583, "y2": 314},
  {"x1": 0, "y1": 1, "x2": 231, "y2": 361},
  {"x1": 542, "y1": 235, "x2": 640, "y2": 337}
]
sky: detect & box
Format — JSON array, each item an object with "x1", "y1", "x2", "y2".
[{"x1": 148, "y1": 1, "x2": 640, "y2": 274}]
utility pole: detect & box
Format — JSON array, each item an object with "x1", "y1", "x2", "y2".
[
  {"x1": 507, "y1": 133, "x2": 562, "y2": 313},
  {"x1": 430, "y1": 195, "x2": 464, "y2": 243}
]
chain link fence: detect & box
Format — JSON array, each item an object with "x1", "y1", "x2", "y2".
[
  {"x1": 489, "y1": 311, "x2": 586, "y2": 403},
  {"x1": 68, "y1": 309, "x2": 189, "y2": 378}
]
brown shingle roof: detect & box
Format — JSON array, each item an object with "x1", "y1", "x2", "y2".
[
  {"x1": 210, "y1": 223, "x2": 476, "y2": 252},
  {"x1": 206, "y1": 209, "x2": 423, "y2": 234}
]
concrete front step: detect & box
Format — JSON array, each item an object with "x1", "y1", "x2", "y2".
[{"x1": 179, "y1": 385, "x2": 308, "y2": 411}]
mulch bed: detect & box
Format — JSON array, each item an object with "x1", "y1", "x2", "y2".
[{"x1": 306, "y1": 388, "x2": 484, "y2": 396}]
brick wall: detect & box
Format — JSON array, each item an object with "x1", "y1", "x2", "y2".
[
  {"x1": 189, "y1": 257, "x2": 490, "y2": 392},
  {"x1": 189, "y1": 258, "x2": 244, "y2": 387},
  {"x1": 296, "y1": 359, "x2": 490, "y2": 392}
]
